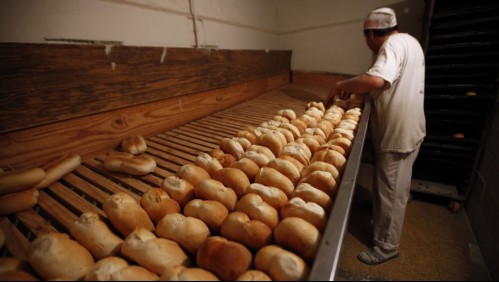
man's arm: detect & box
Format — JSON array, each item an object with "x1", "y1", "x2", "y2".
[{"x1": 326, "y1": 74, "x2": 387, "y2": 106}]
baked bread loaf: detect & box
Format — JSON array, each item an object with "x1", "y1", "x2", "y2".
[
  {"x1": 156, "y1": 213, "x2": 210, "y2": 255},
  {"x1": 246, "y1": 144, "x2": 276, "y2": 161},
  {"x1": 256, "y1": 132, "x2": 285, "y2": 157},
  {"x1": 196, "y1": 236, "x2": 252, "y2": 281},
  {"x1": 183, "y1": 199, "x2": 229, "y2": 234},
  {"x1": 254, "y1": 244, "x2": 309, "y2": 281},
  {"x1": 194, "y1": 153, "x2": 223, "y2": 177},
  {"x1": 281, "y1": 142, "x2": 312, "y2": 166},
  {"x1": 298, "y1": 170, "x2": 338, "y2": 197},
  {"x1": 301, "y1": 160, "x2": 340, "y2": 181},
  {"x1": 274, "y1": 217, "x2": 321, "y2": 261},
  {"x1": 34, "y1": 153, "x2": 81, "y2": 189},
  {"x1": 195, "y1": 179, "x2": 237, "y2": 211},
  {"x1": 121, "y1": 135, "x2": 147, "y2": 155},
  {"x1": 245, "y1": 183, "x2": 288, "y2": 211},
  {"x1": 254, "y1": 167, "x2": 294, "y2": 197},
  {"x1": 278, "y1": 155, "x2": 305, "y2": 172},
  {"x1": 292, "y1": 183, "x2": 333, "y2": 214},
  {"x1": 239, "y1": 151, "x2": 271, "y2": 168},
  {"x1": 0, "y1": 188, "x2": 39, "y2": 215},
  {"x1": 177, "y1": 164, "x2": 211, "y2": 187},
  {"x1": 219, "y1": 137, "x2": 245, "y2": 160},
  {"x1": 102, "y1": 192, "x2": 155, "y2": 237},
  {"x1": 69, "y1": 211, "x2": 123, "y2": 259},
  {"x1": 161, "y1": 175, "x2": 195, "y2": 207},
  {"x1": 84, "y1": 256, "x2": 159, "y2": 281},
  {"x1": 229, "y1": 158, "x2": 260, "y2": 183},
  {"x1": 160, "y1": 265, "x2": 219, "y2": 281},
  {"x1": 266, "y1": 158, "x2": 301, "y2": 185},
  {"x1": 280, "y1": 197, "x2": 327, "y2": 232},
  {"x1": 310, "y1": 149, "x2": 347, "y2": 173},
  {"x1": 140, "y1": 188, "x2": 181, "y2": 224},
  {"x1": 236, "y1": 193, "x2": 279, "y2": 230},
  {"x1": 0, "y1": 167, "x2": 45, "y2": 195},
  {"x1": 236, "y1": 270, "x2": 272, "y2": 281},
  {"x1": 276, "y1": 109, "x2": 297, "y2": 121},
  {"x1": 212, "y1": 167, "x2": 250, "y2": 198},
  {"x1": 295, "y1": 135, "x2": 321, "y2": 155},
  {"x1": 235, "y1": 130, "x2": 257, "y2": 145},
  {"x1": 28, "y1": 232, "x2": 95, "y2": 280},
  {"x1": 121, "y1": 228, "x2": 191, "y2": 275},
  {"x1": 103, "y1": 152, "x2": 156, "y2": 176},
  {"x1": 221, "y1": 211, "x2": 272, "y2": 251}
]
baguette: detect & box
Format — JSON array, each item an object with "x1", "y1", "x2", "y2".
[
  {"x1": 0, "y1": 188, "x2": 39, "y2": 215},
  {"x1": 0, "y1": 167, "x2": 46, "y2": 195},
  {"x1": 34, "y1": 153, "x2": 81, "y2": 189}
]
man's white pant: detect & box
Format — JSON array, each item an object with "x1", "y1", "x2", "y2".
[{"x1": 372, "y1": 144, "x2": 421, "y2": 251}]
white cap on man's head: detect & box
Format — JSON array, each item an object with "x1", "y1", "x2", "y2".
[{"x1": 364, "y1": 7, "x2": 397, "y2": 30}]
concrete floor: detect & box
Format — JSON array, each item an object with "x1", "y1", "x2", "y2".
[{"x1": 335, "y1": 163, "x2": 491, "y2": 281}]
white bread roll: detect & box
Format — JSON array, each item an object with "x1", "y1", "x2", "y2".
[
  {"x1": 290, "y1": 119, "x2": 307, "y2": 134},
  {"x1": 310, "y1": 149, "x2": 347, "y2": 173},
  {"x1": 0, "y1": 167, "x2": 45, "y2": 195},
  {"x1": 316, "y1": 143, "x2": 346, "y2": 156},
  {"x1": 121, "y1": 135, "x2": 147, "y2": 155},
  {"x1": 246, "y1": 144, "x2": 276, "y2": 160},
  {"x1": 254, "y1": 244, "x2": 309, "y2": 281},
  {"x1": 336, "y1": 120, "x2": 357, "y2": 131},
  {"x1": 239, "y1": 151, "x2": 271, "y2": 168},
  {"x1": 103, "y1": 152, "x2": 156, "y2": 176},
  {"x1": 236, "y1": 193, "x2": 279, "y2": 230},
  {"x1": 326, "y1": 137, "x2": 352, "y2": 156},
  {"x1": 236, "y1": 270, "x2": 272, "y2": 281},
  {"x1": 195, "y1": 179, "x2": 237, "y2": 211},
  {"x1": 246, "y1": 183, "x2": 288, "y2": 211},
  {"x1": 254, "y1": 167, "x2": 294, "y2": 197},
  {"x1": 121, "y1": 228, "x2": 191, "y2": 275},
  {"x1": 196, "y1": 236, "x2": 252, "y2": 281},
  {"x1": 69, "y1": 211, "x2": 123, "y2": 259},
  {"x1": 297, "y1": 114, "x2": 317, "y2": 128},
  {"x1": 278, "y1": 155, "x2": 305, "y2": 173},
  {"x1": 217, "y1": 153, "x2": 237, "y2": 168},
  {"x1": 176, "y1": 164, "x2": 211, "y2": 188},
  {"x1": 220, "y1": 137, "x2": 245, "y2": 160},
  {"x1": 235, "y1": 137, "x2": 252, "y2": 151},
  {"x1": 272, "y1": 114, "x2": 289, "y2": 123},
  {"x1": 274, "y1": 217, "x2": 321, "y2": 262},
  {"x1": 295, "y1": 135, "x2": 321, "y2": 155},
  {"x1": 281, "y1": 142, "x2": 312, "y2": 166},
  {"x1": 332, "y1": 128, "x2": 355, "y2": 141},
  {"x1": 160, "y1": 265, "x2": 219, "y2": 281},
  {"x1": 221, "y1": 211, "x2": 272, "y2": 251},
  {"x1": 292, "y1": 183, "x2": 333, "y2": 214},
  {"x1": 306, "y1": 101, "x2": 326, "y2": 113},
  {"x1": 212, "y1": 167, "x2": 250, "y2": 198},
  {"x1": 28, "y1": 232, "x2": 94, "y2": 280},
  {"x1": 317, "y1": 120, "x2": 335, "y2": 137},
  {"x1": 230, "y1": 158, "x2": 260, "y2": 183},
  {"x1": 102, "y1": 192, "x2": 155, "y2": 237},
  {"x1": 183, "y1": 199, "x2": 229, "y2": 234},
  {"x1": 156, "y1": 213, "x2": 210, "y2": 255},
  {"x1": 195, "y1": 153, "x2": 223, "y2": 177},
  {"x1": 301, "y1": 161, "x2": 340, "y2": 181},
  {"x1": 280, "y1": 197, "x2": 327, "y2": 232},
  {"x1": 298, "y1": 170, "x2": 338, "y2": 197},
  {"x1": 161, "y1": 175, "x2": 195, "y2": 208},
  {"x1": 256, "y1": 132, "x2": 285, "y2": 158},
  {"x1": 276, "y1": 109, "x2": 297, "y2": 121},
  {"x1": 140, "y1": 188, "x2": 181, "y2": 224},
  {"x1": 0, "y1": 188, "x2": 39, "y2": 215},
  {"x1": 235, "y1": 130, "x2": 257, "y2": 145},
  {"x1": 34, "y1": 153, "x2": 81, "y2": 189},
  {"x1": 276, "y1": 128, "x2": 295, "y2": 143},
  {"x1": 84, "y1": 256, "x2": 159, "y2": 281},
  {"x1": 266, "y1": 158, "x2": 301, "y2": 185}
]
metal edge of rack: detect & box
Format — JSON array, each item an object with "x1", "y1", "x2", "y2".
[{"x1": 308, "y1": 98, "x2": 371, "y2": 281}]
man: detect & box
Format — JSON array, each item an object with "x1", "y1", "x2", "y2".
[{"x1": 326, "y1": 7, "x2": 426, "y2": 265}]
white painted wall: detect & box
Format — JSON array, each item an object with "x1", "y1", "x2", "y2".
[{"x1": 0, "y1": 0, "x2": 425, "y2": 74}]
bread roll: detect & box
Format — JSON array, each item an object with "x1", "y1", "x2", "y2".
[
  {"x1": 156, "y1": 213, "x2": 210, "y2": 255},
  {"x1": 195, "y1": 179, "x2": 237, "y2": 211},
  {"x1": 279, "y1": 122, "x2": 301, "y2": 139},
  {"x1": 246, "y1": 144, "x2": 276, "y2": 160},
  {"x1": 212, "y1": 167, "x2": 250, "y2": 198},
  {"x1": 317, "y1": 120, "x2": 335, "y2": 137},
  {"x1": 326, "y1": 137, "x2": 352, "y2": 155},
  {"x1": 266, "y1": 158, "x2": 301, "y2": 185},
  {"x1": 217, "y1": 153, "x2": 237, "y2": 168},
  {"x1": 254, "y1": 167, "x2": 294, "y2": 197},
  {"x1": 140, "y1": 188, "x2": 181, "y2": 224},
  {"x1": 276, "y1": 109, "x2": 297, "y2": 121},
  {"x1": 235, "y1": 137, "x2": 252, "y2": 151},
  {"x1": 310, "y1": 149, "x2": 347, "y2": 173},
  {"x1": 104, "y1": 152, "x2": 156, "y2": 176},
  {"x1": 196, "y1": 236, "x2": 252, "y2": 281},
  {"x1": 84, "y1": 256, "x2": 159, "y2": 281},
  {"x1": 121, "y1": 135, "x2": 147, "y2": 155},
  {"x1": 236, "y1": 270, "x2": 272, "y2": 281},
  {"x1": 221, "y1": 211, "x2": 272, "y2": 251},
  {"x1": 336, "y1": 120, "x2": 357, "y2": 131},
  {"x1": 229, "y1": 158, "x2": 259, "y2": 183},
  {"x1": 278, "y1": 155, "x2": 305, "y2": 172},
  {"x1": 276, "y1": 128, "x2": 295, "y2": 143},
  {"x1": 239, "y1": 151, "x2": 270, "y2": 168},
  {"x1": 0, "y1": 167, "x2": 45, "y2": 195},
  {"x1": 236, "y1": 193, "x2": 279, "y2": 230},
  {"x1": 0, "y1": 270, "x2": 39, "y2": 281},
  {"x1": 281, "y1": 142, "x2": 311, "y2": 166},
  {"x1": 292, "y1": 183, "x2": 333, "y2": 214},
  {"x1": 235, "y1": 130, "x2": 257, "y2": 145},
  {"x1": 332, "y1": 128, "x2": 355, "y2": 141},
  {"x1": 306, "y1": 101, "x2": 326, "y2": 113},
  {"x1": 160, "y1": 265, "x2": 219, "y2": 281},
  {"x1": 254, "y1": 245, "x2": 309, "y2": 281},
  {"x1": 0, "y1": 188, "x2": 39, "y2": 215},
  {"x1": 28, "y1": 232, "x2": 94, "y2": 280},
  {"x1": 183, "y1": 199, "x2": 228, "y2": 234},
  {"x1": 34, "y1": 153, "x2": 81, "y2": 189},
  {"x1": 102, "y1": 192, "x2": 155, "y2": 237},
  {"x1": 298, "y1": 170, "x2": 338, "y2": 197},
  {"x1": 69, "y1": 211, "x2": 123, "y2": 259},
  {"x1": 0, "y1": 257, "x2": 31, "y2": 274},
  {"x1": 316, "y1": 143, "x2": 346, "y2": 156},
  {"x1": 301, "y1": 161, "x2": 340, "y2": 181},
  {"x1": 177, "y1": 164, "x2": 211, "y2": 187},
  {"x1": 274, "y1": 217, "x2": 321, "y2": 262},
  {"x1": 290, "y1": 119, "x2": 307, "y2": 134},
  {"x1": 219, "y1": 138, "x2": 245, "y2": 160},
  {"x1": 121, "y1": 228, "x2": 191, "y2": 275},
  {"x1": 245, "y1": 183, "x2": 288, "y2": 211},
  {"x1": 280, "y1": 197, "x2": 327, "y2": 232},
  {"x1": 195, "y1": 153, "x2": 223, "y2": 177},
  {"x1": 256, "y1": 132, "x2": 285, "y2": 157},
  {"x1": 161, "y1": 175, "x2": 195, "y2": 207},
  {"x1": 295, "y1": 135, "x2": 321, "y2": 155}
]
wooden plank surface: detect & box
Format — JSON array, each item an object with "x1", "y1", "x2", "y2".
[{"x1": 0, "y1": 83, "x2": 328, "y2": 262}]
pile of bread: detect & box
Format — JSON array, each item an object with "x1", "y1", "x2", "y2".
[{"x1": 0, "y1": 95, "x2": 364, "y2": 281}]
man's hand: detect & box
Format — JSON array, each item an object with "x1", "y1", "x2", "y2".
[{"x1": 326, "y1": 81, "x2": 351, "y2": 107}]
